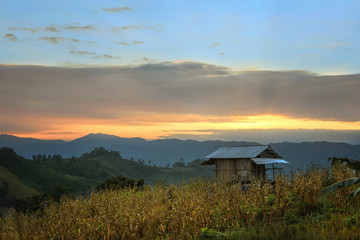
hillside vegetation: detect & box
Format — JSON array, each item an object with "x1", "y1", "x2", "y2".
[
  {"x1": 0, "y1": 147, "x2": 213, "y2": 195},
  {"x1": 0, "y1": 166, "x2": 39, "y2": 199},
  {"x1": 1, "y1": 163, "x2": 360, "y2": 239}
]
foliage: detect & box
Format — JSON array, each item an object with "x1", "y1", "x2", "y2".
[
  {"x1": 322, "y1": 157, "x2": 360, "y2": 203},
  {"x1": 329, "y1": 157, "x2": 360, "y2": 171},
  {"x1": 173, "y1": 158, "x2": 186, "y2": 168},
  {"x1": 199, "y1": 227, "x2": 226, "y2": 240},
  {"x1": 96, "y1": 176, "x2": 144, "y2": 191},
  {"x1": 0, "y1": 147, "x2": 213, "y2": 198},
  {"x1": 14, "y1": 187, "x2": 73, "y2": 214}
]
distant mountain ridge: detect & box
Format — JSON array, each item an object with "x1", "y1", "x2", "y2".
[{"x1": 1, "y1": 133, "x2": 360, "y2": 168}]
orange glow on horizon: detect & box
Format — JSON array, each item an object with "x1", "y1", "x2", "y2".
[{"x1": 5, "y1": 114, "x2": 360, "y2": 141}]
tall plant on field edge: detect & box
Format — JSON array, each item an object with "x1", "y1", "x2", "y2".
[{"x1": 322, "y1": 157, "x2": 360, "y2": 203}]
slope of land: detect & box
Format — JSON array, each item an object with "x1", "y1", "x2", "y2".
[
  {"x1": 0, "y1": 166, "x2": 39, "y2": 199},
  {"x1": 0, "y1": 147, "x2": 213, "y2": 197}
]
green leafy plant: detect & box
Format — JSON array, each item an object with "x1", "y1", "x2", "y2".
[
  {"x1": 199, "y1": 227, "x2": 226, "y2": 240},
  {"x1": 322, "y1": 157, "x2": 360, "y2": 203},
  {"x1": 267, "y1": 193, "x2": 276, "y2": 206}
]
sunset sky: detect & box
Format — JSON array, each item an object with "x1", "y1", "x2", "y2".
[{"x1": 1, "y1": 0, "x2": 360, "y2": 143}]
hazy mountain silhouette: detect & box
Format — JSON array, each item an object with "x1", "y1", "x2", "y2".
[{"x1": 1, "y1": 133, "x2": 359, "y2": 167}]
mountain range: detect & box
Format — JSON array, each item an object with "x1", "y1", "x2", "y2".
[{"x1": 1, "y1": 133, "x2": 360, "y2": 168}]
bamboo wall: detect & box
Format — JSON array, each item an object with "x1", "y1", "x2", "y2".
[{"x1": 215, "y1": 158, "x2": 266, "y2": 182}]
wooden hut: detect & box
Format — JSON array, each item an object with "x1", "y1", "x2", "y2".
[{"x1": 201, "y1": 145, "x2": 288, "y2": 182}]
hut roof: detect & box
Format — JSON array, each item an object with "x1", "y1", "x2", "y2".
[
  {"x1": 202, "y1": 145, "x2": 288, "y2": 165},
  {"x1": 204, "y1": 145, "x2": 269, "y2": 159}
]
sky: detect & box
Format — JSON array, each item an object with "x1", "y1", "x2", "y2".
[{"x1": 1, "y1": 0, "x2": 360, "y2": 143}]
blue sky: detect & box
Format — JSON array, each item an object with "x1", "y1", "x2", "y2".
[
  {"x1": 1, "y1": 0, "x2": 360, "y2": 142},
  {"x1": 1, "y1": 0, "x2": 359, "y2": 74}
]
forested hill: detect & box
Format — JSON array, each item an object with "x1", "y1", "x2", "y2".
[
  {"x1": 0, "y1": 147, "x2": 212, "y2": 196},
  {"x1": 1, "y1": 133, "x2": 360, "y2": 168}
]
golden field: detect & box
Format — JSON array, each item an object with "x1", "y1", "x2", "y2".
[{"x1": 1, "y1": 163, "x2": 359, "y2": 240}]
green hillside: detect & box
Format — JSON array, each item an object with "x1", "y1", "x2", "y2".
[
  {"x1": 0, "y1": 147, "x2": 213, "y2": 196},
  {"x1": 0, "y1": 166, "x2": 39, "y2": 199}
]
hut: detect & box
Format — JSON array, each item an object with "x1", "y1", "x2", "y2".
[{"x1": 201, "y1": 145, "x2": 288, "y2": 182}]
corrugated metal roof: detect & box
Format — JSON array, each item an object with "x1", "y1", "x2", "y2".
[
  {"x1": 205, "y1": 146, "x2": 269, "y2": 159},
  {"x1": 251, "y1": 158, "x2": 289, "y2": 165}
]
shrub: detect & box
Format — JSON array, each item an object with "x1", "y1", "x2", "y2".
[{"x1": 96, "y1": 175, "x2": 144, "y2": 191}]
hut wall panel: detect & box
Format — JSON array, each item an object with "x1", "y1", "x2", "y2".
[{"x1": 215, "y1": 158, "x2": 267, "y2": 182}]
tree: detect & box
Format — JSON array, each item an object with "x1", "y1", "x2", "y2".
[
  {"x1": 0, "y1": 182, "x2": 9, "y2": 198},
  {"x1": 187, "y1": 159, "x2": 202, "y2": 167},
  {"x1": 322, "y1": 157, "x2": 360, "y2": 203},
  {"x1": 173, "y1": 158, "x2": 186, "y2": 168},
  {"x1": 96, "y1": 176, "x2": 145, "y2": 191}
]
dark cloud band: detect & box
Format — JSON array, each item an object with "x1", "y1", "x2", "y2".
[{"x1": 0, "y1": 62, "x2": 359, "y2": 121}]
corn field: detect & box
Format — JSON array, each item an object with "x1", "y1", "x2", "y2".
[{"x1": 1, "y1": 163, "x2": 360, "y2": 240}]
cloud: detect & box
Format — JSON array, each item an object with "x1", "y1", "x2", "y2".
[
  {"x1": 63, "y1": 25, "x2": 96, "y2": 31},
  {"x1": 102, "y1": 7, "x2": 131, "y2": 13},
  {"x1": 91, "y1": 54, "x2": 121, "y2": 59},
  {"x1": 162, "y1": 129, "x2": 360, "y2": 144},
  {"x1": 0, "y1": 122, "x2": 45, "y2": 132},
  {"x1": 39, "y1": 37, "x2": 80, "y2": 44},
  {"x1": 210, "y1": 42, "x2": 221, "y2": 48},
  {"x1": 150, "y1": 24, "x2": 164, "y2": 32},
  {"x1": 3, "y1": 33, "x2": 18, "y2": 41},
  {"x1": 8, "y1": 27, "x2": 39, "y2": 34},
  {"x1": 113, "y1": 41, "x2": 129, "y2": 46},
  {"x1": 70, "y1": 51, "x2": 96, "y2": 55},
  {"x1": 40, "y1": 131, "x2": 80, "y2": 135},
  {"x1": 112, "y1": 25, "x2": 142, "y2": 33},
  {"x1": 121, "y1": 25, "x2": 142, "y2": 30},
  {"x1": 113, "y1": 41, "x2": 143, "y2": 46},
  {"x1": 132, "y1": 40, "x2": 143, "y2": 45},
  {"x1": 0, "y1": 62, "x2": 359, "y2": 123},
  {"x1": 45, "y1": 24, "x2": 96, "y2": 32},
  {"x1": 44, "y1": 25, "x2": 61, "y2": 32},
  {"x1": 39, "y1": 37, "x2": 63, "y2": 44},
  {"x1": 113, "y1": 24, "x2": 160, "y2": 33}
]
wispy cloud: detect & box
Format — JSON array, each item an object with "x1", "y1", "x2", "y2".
[
  {"x1": 45, "y1": 24, "x2": 96, "y2": 32},
  {"x1": 39, "y1": 36, "x2": 80, "y2": 44},
  {"x1": 113, "y1": 41, "x2": 129, "y2": 46},
  {"x1": 113, "y1": 41, "x2": 143, "y2": 46},
  {"x1": 70, "y1": 50, "x2": 96, "y2": 55},
  {"x1": 102, "y1": 7, "x2": 132, "y2": 13},
  {"x1": 8, "y1": 27, "x2": 39, "y2": 34},
  {"x1": 150, "y1": 24, "x2": 164, "y2": 32},
  {"x1": 132, "y1": 40, "x2": 143, "y2": 45},
  {"x1": 63, "y1": 25, "x2": 96, "y2": 31},
  {"x1": 3, "y1": 33, "x2": 18, "y2": 41},
  {"x1": 210, "y1": 42, "x2": 221, "y2": 48},
  {"x1": 112, "y1": 25, "x2": 142, "y2": 33},
  {"x1": 44, "y1": 25, "x2": 61, "y2": 32},
  {"x1": 91, "y1": 54, "x2": 121, "y2": 59},
  {"x1": 121, "y1": 25, "x2": 142, "y2": 30}
]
